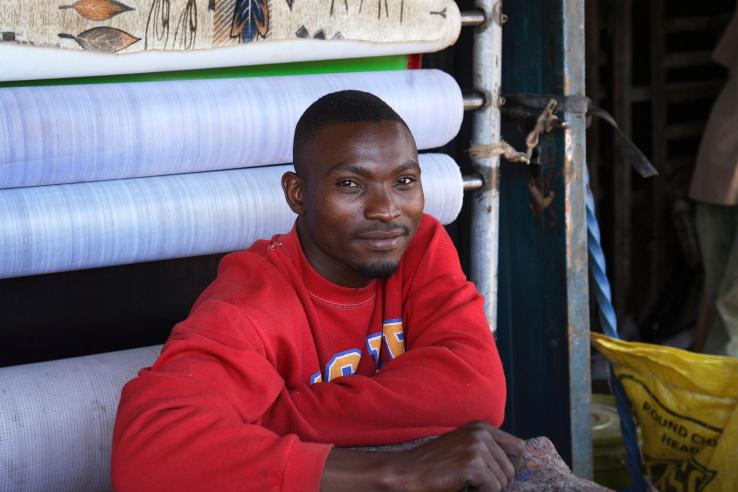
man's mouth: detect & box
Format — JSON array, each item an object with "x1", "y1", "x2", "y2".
[{"x1": 354, "y1": 229, "x2": 407, "y2": 252}]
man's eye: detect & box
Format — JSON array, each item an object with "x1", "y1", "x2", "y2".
[
  {"x1": 396, "y1": 176, "x2": 416, "y2": 186},
  {"x1": 337, "y1": 179, "x2": 360, "y2": 188}
]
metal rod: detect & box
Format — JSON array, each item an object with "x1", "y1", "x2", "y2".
[
  {"x1": 463, "y1": 92, "x2": 486, "y2": 111},
  {"x1": 563, "y1": 0, "x2": 593, "y2": 479},
  {"x1": 463, "y1": 174, "x2": 484, "y2": 191},
  {"x1": 460, "y1": 9, "x2": 486, "y2": 28},
  {"x1": 469, "y1": 0, "x2": 502, "y2": 332}
]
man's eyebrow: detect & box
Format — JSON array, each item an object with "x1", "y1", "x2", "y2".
[
  {"x1": 394, "y1": 160, "x2": 421, "y2": 174},
  {"x1": 326, "y1": 160, "x2": 420, "y2": 177}
]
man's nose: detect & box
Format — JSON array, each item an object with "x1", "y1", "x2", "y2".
[{"x1": 364, "y1": 185, "x2": 401, "y2": 222}]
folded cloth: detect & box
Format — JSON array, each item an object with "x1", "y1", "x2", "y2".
[{"x1": 508, "y1": 437, "x2": 612, "y2": 491}]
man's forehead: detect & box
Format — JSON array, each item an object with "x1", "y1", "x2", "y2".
[
  {"x1": 304, "y1": 119, "x2": 413, "y2": 143},
  {"x1": 299, "y1": 120, "x2": 418, "y2": 175}
]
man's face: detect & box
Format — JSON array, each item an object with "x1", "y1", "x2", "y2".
[{"x1": 283, "y1": 120, "x2": 424, "y2": 288}]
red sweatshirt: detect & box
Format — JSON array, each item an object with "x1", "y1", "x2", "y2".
[{"x1": 111, "y1": 214, "x2": 506, "y2": 492}]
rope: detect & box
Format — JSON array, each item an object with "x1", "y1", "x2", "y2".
[
  {"x1": 468, "y1": 98, "x2": 561, "y2": 164},
  {"x1": 525, "y1": 98, "x2": 559, "y2": 161},
  {"x1": 586, "y1": 167, "x2": 648, "y2": 492},
  {"x1": 468, "y1": 141, "x2": 529, "y2": 163}
]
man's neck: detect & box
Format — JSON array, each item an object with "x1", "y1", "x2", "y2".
[{"x1": 295, "y1": 219, "x2": 372, "y2": 289}]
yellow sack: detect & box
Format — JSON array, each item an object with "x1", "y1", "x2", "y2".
[{"x1": 591, "y1": 333, "x2": 738, "y2": 492}]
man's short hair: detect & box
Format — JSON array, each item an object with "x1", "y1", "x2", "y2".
[{"x1": 293, "y1": 90, "x2": 412, "y2": 171}]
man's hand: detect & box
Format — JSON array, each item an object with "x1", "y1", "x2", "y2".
[{"x1": 320, "y1": 421, "x2": 525, "y2": 492}]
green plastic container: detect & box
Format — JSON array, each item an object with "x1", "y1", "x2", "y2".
[{"x1": 592, "y1": 393, "x2": 643, "y2": 490}]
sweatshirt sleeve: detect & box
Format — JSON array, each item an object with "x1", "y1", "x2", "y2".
[
  {"x1": 111, "y1": 299, "x2": 332, "y2": 492},
  {"x1": 261, "y1": 219, "x2": 507, "y2": 446}
]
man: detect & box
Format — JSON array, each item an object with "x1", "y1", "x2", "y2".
[
  {"x1": 112, "y1": 90, "x2": 522, "y2": 491},
  {"x1": 689, "y1": 11, "x2": 738, "y2": 357}
]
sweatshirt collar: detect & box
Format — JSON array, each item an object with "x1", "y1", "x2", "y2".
[{"x1": 282, "y1": 223, "x2": 378, "y2": 307}]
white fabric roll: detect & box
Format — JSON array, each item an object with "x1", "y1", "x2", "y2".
[
  {"x1": 0, "y1": 70, "x2": 463, "y2": 189},
  {"x1": 0, "y1": 41, "x2": 447, "y2": 82},
  {"x1": 421, "y1": 153, "x2": 464, "y2": 227},
  {"x1": 0, "y1": 345, "x2": 162, "y2": 492},
  {"x1": 0, "y1": 154, "x2": 463, "y2": 279}
]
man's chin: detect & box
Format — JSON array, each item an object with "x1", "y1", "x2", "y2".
[{"x1": 356, "y1": 261, "x2": 399, "y2": 279}]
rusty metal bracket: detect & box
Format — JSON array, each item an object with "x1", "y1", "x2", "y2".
[{"x1": 492, "y1": 1, "x2": 508, "y2": 26}]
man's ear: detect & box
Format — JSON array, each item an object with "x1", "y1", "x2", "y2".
[{"x1": 281, "y1": 171, "x2": 305, "y2": 215}]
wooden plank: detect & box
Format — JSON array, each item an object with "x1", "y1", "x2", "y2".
[
  {"x1": 630, "y1": 85, "x2": 651, "y2": 102},
  {"x1": 585, "y1": 0, "x2": 601, "y2": 201},
  {"x1": 665, "y1": 14, "x2": 733, "y2": 33},
  {"x1": 630, "y1": 79, "x2": 723, "y2": 103},
  {"x1": 667, "y1": 80, "x2": 724, "y2": 101},
  {"x1": 613, "y1": 0, "x2": 632, "y2": 320},
  {"x1": 667, "y1": 156, "x2": 695, "y2": 169},
  {"x1": 664, "y1": 50, "x2": 714, "y2": 68},
  {"x1": 666, "y1": 121, "x2": 706, "y2": 140},
  {"x1": 649, "y1": 0, "x2": 668, "y2": 323}
]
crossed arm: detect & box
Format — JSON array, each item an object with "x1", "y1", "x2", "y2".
[{"x1": 260, "y1": 274, "x2": 506, "y2": 445}]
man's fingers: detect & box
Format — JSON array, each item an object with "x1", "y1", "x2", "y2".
[
  {"x1": 506, "y1": 449, "x2": 523, "y2": 472},
  {"x1": 470, "y1": 464, "x2": 503, "y2": 492},
  {"x1": 433, "y1": 422, "x2": 525, "y2": 491},
  {"x1": 485, "y1": 451, "x2": 511, "y2": 489},
  {"x1": 474, "y1": 427, "x2": 516, "y2": 481},
  {"x1": 489, "y1": 428, "x2": 526, "y2": 458},
  {"x1": 469, "y1": 420, "x2": 525, "y2": 471},
  {"x1": 486, "y1": 439, "x2": 515, "y2": 483}
]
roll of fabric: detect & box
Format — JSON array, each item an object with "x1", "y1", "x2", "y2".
[
  {"x1": 0, "y1": 154, "x2": 463, "y2": 279},
  {"x1": 0, "y1": 0, "x2": 460, "y2": 55},
  {"x1": 0, "y1": 42, "x2": 422, "y2": 82},
  {"x1": 0, "y1": 70, "x2": 463, "y2": 189},
  {"x1": 0, "y1": 345, "x2": 162, "y2": 492}
]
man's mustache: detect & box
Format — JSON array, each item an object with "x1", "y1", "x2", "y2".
[{"x1": 352, "y1": 223, "x2": 411, "y2": 237}]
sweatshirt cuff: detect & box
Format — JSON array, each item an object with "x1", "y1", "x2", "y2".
[{"x1": 281, "y1": 439, "x2": 333, "y2": 492}]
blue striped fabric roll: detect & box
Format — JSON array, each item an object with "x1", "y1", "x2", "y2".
[
  {"x1": 0, "y1": 154, "x2": 463, "y2": 279},
  {"x1": 0, "y1": 70, "x2": 463, "y2": 189}
]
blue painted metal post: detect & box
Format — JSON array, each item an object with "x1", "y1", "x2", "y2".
[
  {"x1": 496, "y1": 0, "x2": 592, "y2": 478},
  {"x1": 563, "y1": 0, "x2": 593, "y2": 478}
]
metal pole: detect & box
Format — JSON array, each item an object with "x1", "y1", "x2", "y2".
[
  {"x1": 470, "y1": 0, "x2": 503, "y2": 332},
  {"x1": 563, "y1": 0, "x2": 592, "y2": 478}
]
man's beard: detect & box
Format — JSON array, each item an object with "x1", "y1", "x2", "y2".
[{"x1": 356, "y1": 260, "x2": 399, "y2": 279}]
